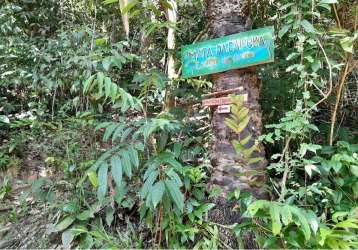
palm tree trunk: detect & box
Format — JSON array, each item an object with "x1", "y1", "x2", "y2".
[
  {"x1": 206, "y1": 0, "x2": 267, "y2": 247},
  {"x1": 207, "y1": 0, "x2": 267, "y2": 199}
]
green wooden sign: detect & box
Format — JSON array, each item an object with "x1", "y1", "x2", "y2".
[{"x1": 181, "y1": 27, "x2": 275, "y2": 78}]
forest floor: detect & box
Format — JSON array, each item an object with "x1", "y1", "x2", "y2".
[
  {"x1": 0, "y1": 126, "x2": 89, "y2": 249},
  {"x1": 0, "y1": 140, "x2": 61, "y2": 248}
]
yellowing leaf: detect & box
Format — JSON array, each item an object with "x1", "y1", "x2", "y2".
[
  {"x1": 87, "y1": 171, "x2": 98, "y2": 188},
  {"x1": 340, "y1": 37, "x2": 355, "y2": 53}
]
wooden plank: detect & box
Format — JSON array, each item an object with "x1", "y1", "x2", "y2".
[
  {"x1": 202, "y1": 97, "x2": 231, "y2": 107},
  {"x1": 203, "y1": 87, "x2": 244, "y2": 98},
  {"x1": 182, "y1": 27, "x2": 275, "y2": 78}
]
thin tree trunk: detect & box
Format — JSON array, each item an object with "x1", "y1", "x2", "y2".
[
  {"x1": 206, "y1": 0, "x2": 267, "y2": 247},
  {"x1": 164, "y1": 0, "x2": 177, "y2": 111},
  {"x1": 166, "y1": 0, "x2": 177, "y2": 80},
  {"x1": 119, "y1": 0, "x2": 130, "y2": 39}
]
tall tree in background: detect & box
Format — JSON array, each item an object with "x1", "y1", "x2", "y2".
[{"x1": 207, "y1": 0, "x2": 267, "y2": 227}]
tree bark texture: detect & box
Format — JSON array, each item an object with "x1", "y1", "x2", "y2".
[
  {"x1": 206, "y1": 0, "x2": 267, "y2": 247},
  {"x1": 206, "y1": 0, "x2": 267, "y2": 200},
  {"x1": 206, "y1": 0, "x2": 267, "y2": 248}
]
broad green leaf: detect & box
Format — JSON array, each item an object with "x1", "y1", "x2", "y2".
[
  {"x1": 87, "y1": 171, "x2": 98, "y2": 188},
  {"x1": 290, "y1": 206, "x2": 311, "y2": 241},
  {"x1": 305, "y1": 164, "x2": 319, "y2": 177},
  {"x1": 112, "y1": 124, "x2": 125, "y2": 142},
  {"x1": 248, "y1": 200, "x2": 268, "y2": 215},
  {"x1": 318, "y1": 227, "x2": 332, "y2": 246},
  {"x1": 270, "y1": 204, "x2": 282, "y2": 235},
  {"x1": 166, "y1": 168, "x2": 182, "y2": 186},
  {"x1": 83, "y1": 75, "x2": 96, "y2": 94},
  {"x1": 54, "y1": 216, "x2": 76, "y2": 232},
  {"x1": 143, "y1": 163, "x2": 157, "y2": 180},
  {"x1": 102, "y1": 57, "x2": 111, "y2": 71},
  {"x1": 306, "y1": 210, "x2": 319, "y2": 234},
  {"x1": 332, "y1": 211, "x2": 349, "y2": 223},
  {"x1": 120, "y1": 127, "x2": 133, "y2": 143},
  {"x1": 335, "y1": 219, "x2": 358, "y2": 229},
  {"x1": 103, "y1": 123, "x2": 117, "y2": 142},
  {"x1": 280, "y1": 205, "x2": 292, "y2": 225},
  {"x1": 164, "y1": 157, "x2": 182, "y2": 169},
  {"x1": 94, "y1": 122, "x2": 112, "y2": 131},
  {"x1": 165, "y1": 179, "x2": 184, "y2": 212},
  {"x1": 173, "y1": 143, "x2": 182, "y2": 158},
  {"x1": 326, "y1": 238, "x2": 340, "y2": 249},
  {"x1": 151, "y1": 181, "x2": 165, "y2": 208},
  {"x1": 105, "y1": 207, "x2": 114, "y2": 226},
  {"x1": 128, "y1": 146, "x2": 139, "y2": 168},
  {"x1": 279, "y1": 24, "x2": 291, "y2": 38},
  {"x1": 301, "y1": 20, "x2": 316, "y2": 33},
  {"x1": 104, "y1": 76, "x2": 112, "y2": 98},
  {"x1": 111, "y1": 156, "x2": 123, "y2": 187},
  {"x1": 76, "y1": 210, "x2": 94, "y2": 221},
  {"x1": 62, "y1": 230, "x2": 74, "y2": 248},
  {"x1": 110, "y1": 81, "x2": 118, "y2": 101},
  {"x1": 121, "y1": 151, "x2": 133, "y2": 178},
  {"x1": 141, "y1": 170, "x2": 158, "y2": 198},
  {"x1": 97, "y1": 163, "x2": 108, "y2": 203},
  {"x1": 300, "y1": 143, "x2": 322, "y2": 157},
  {"x1": 340, "y1": 37, "x2": 355, "y2": 53},
  {"x1": 63, "y1": 202, "x2": 79, "y2": 214}
]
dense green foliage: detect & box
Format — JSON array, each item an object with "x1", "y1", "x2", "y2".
[{"x1": 0, "y1": 0, "x2": 357, "y2": 249}]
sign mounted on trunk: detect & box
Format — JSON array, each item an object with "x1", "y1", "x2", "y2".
[{"x1": 181, "y1": 27, "x2": 275, "y2": 78}]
